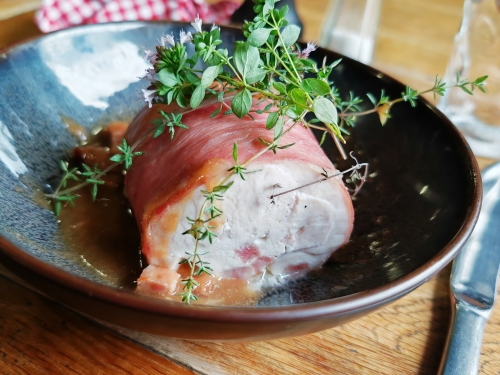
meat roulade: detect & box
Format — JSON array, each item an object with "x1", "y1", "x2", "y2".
[{"x1": 124, "y1": 99, "x2": 354, "y2": 304}]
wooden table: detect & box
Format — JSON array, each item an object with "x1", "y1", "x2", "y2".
[{"x1": 0, "y1": 0, "x2": 499, "y2": 374}]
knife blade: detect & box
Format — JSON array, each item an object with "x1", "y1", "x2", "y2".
[{"x1": 438, "y1": 162, "x2": 500, "y2": 375}]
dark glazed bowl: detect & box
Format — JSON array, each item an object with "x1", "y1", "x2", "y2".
[{"x1": 0, "y1": 22, "x2": 481, "y2": 341}]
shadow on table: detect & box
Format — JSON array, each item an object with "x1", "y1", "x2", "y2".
[{"x1": 417, "y1": 265, "x2": 451, "y2": 375}]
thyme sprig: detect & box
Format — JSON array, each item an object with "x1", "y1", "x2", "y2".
[
  {"x1": 48, "y1": 0, "x2": 487, "y2": 305},
  {"x1": 80, "y1": 163, "x2": 104, "y2": 202},
  {"x1": 152, "y1": 110, "x2": 188, "y2": 139},
  {"x1": 178, "y1": 114, "x2": 304, "y2": 303},
  {"x1": 109, "y1": 139, "x2": 144, "y2": 170},
  {"x1": 45, "y1": 113, "x2": 188, "y2": 212},
  {"x1": 52, "y1": 161, "x2": 80, "y2": 216}
]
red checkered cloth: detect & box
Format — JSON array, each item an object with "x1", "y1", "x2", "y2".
[{"x1": 35, "y1": 0, "x2": 241, "y2": 33}]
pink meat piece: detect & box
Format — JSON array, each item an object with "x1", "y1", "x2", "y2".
[{"x1": 125, "y1": 99, "x2": 354, "y2": 302}]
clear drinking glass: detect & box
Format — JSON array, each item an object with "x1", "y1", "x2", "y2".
[
  {"x1": 319, "y1": 0, "x2": 382, "y2": 65},
  {"x1": 438, "y1": 0, "x2": 500, "y2": 158}
]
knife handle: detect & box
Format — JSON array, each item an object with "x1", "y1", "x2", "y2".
[{"x1": 438, "y1": 300, "x2": 487, "y2": 375}]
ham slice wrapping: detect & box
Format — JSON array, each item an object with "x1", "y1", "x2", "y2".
[{"x1": 125, "y1": 99, "x2": 354, "y2": 303}]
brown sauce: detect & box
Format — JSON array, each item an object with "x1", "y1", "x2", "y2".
[
  {"x1": 58, "y1": 172, "x2": 143, "y2": 289},
  {"x1": 58, "y1": 123, "x2": 143, "y2": 289},
  {"x1": 57, "y1": 123, "x2": 259, "y2": 306}
]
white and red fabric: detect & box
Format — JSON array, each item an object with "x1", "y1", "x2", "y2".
[{"x1": 35, "y1": 0, "x2": 240, "y2": 33}]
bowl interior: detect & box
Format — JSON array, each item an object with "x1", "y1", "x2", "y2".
[{"x1": 0, "y1": 22, "x2": 477, "y2": 307}]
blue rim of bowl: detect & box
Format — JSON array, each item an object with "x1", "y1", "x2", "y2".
[{"x1": 0, "y1": 21, "x2": 482, "y2": 323}]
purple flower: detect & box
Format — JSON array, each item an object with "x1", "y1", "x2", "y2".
[
  {"x1": 145, "y1": 68, "x2": 157, "y2": 83},
  {"x1": 298, "y1": 42, "x2": 317, "y2": 59},
  {"x1": 179, "y1": 30, "x2": 193, "y2": 44},
  {"x1": 142, "y1": 89, "x2": 158, "y2": 108},
  {"x1": 161, "y1": 33, "x2": 175, "y2": 47},
  {"x1": 143, "y1": 49, "x2": 157, "y2": 64},
  {"x1": 191, "y1": 14, "x2": 202, "y2": 33}
]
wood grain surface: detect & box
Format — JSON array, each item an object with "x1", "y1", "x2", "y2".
[
  {"x1": 0, "y1": 0, "x2": 40, "y2": 21},
  {"x1": 0, "y1": 0, "x2": 499, "y2": 374}
]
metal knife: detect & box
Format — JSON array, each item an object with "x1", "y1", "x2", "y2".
[{"x1": 438, "y1": 162, "x2": 500, "y2": 375}]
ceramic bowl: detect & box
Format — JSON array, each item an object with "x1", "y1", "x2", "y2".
[{"x1": 0, "y1": 22, "x2": 481, "y2": 341}]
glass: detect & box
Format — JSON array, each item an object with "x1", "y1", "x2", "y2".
[
  {"x1": 319, "y1": 0, "x2": 382, "y2": 65},
  {"x1": 438, "y1": 0, "x2": 500, "y2": 158}
]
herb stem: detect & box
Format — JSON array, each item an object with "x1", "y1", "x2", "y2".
[
  {"x1": 265, "y1": 41, "x2": 300, "y2": 85},
  {"x1": 267, "y1": 67, "x2": 299, "y2": 88},
  {"x1": 271, "y1": 12, "x2": 302, "y2": 83},
  {"x1": 213, "y1": 50, "x2": 242, "y2": 82},
  {"x1": 333, "y1": 133, "x2": 348, "y2": 160},
  {"x1": 306, "y1": 123, "x2": 327, "y2": 131},
  {"x1": 46, "y1": 161, "x2": 121, "y2": 198},
  {"x1": 52, "y1": 170, "x2": 69, "y2": 197}
]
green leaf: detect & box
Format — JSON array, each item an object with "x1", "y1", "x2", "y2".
[
  {"x1": 274, "y1": 116, "x2": 284, "y2": 140},
  {"x1": 54, "y1": 201, "x2": 62, "y2": 216},
  {"x1": 262, "y1": 0, "x2": 274, "y2": 15},
  {"x1": 286, "y1": 107, "x2": 299, "y2": 119},
  {"x1": 313, "y1": 97, "x2": 338, "y2": 125},
  {"x1": 176, "y1": 91, "x2": 187, "y2": 108},
  {"x1": 234, "y1": 42, "x2": 260, "y2": 80},
  {"x1": 301, "y1": 58, "x2": 316, "y2": 69},
  {"x1": 319, "y1": 131, "x2": 328, "y2": 146},
  {"x1": 475, "y1": 75, "x2": 488, "y2": 84},
  {"x1": 402, "y1": 85, "x2": 418, "y2": 106},
  {"x1": 330, "y1": 58, "x2": 342, "y2": 70},
  {"x1": 206, "y1": 51, "x2": 223, "y2": 67},
  {"x1": 280, "y1": 25, "x2": 300, "y2": 47},
  {"x1": 184, "y1": 71, "x2": 200, "y2": 83},
  {"x1": 159, "y1": 110, "x2": 170, "y2": 120},
  {"x1": 166, "y1": 90, "x2": 174, "y2": 104},
  {"x1": 258, "y1": 137, "x2": 271, "y2": 146},
  {"x1": 154, "y1": 123, "x2": 165, "y2": 138},
  {"x1": 209, "y1": 104, "x2": 222, "y2": 118},
  {"x1": 289, "y1": 88, "x2": 307, "y2": 108},
  {"x1": 245, "y1": 68, "x2": 266, "y2": 85},
  {"x1": 266, "y1": 111, "x2": 279, "y2": 130},
  {"x1": 272, "y1": 81, "x2": 287, "y2": 94},
  {"x1": 59, "y1": 160, "x2": 68, "y2": 172},
  {"x1": 190, "y1": 85, "x2": 205, "y2": 109},
  {"x1": 110, "y1": 154, "x2": 125, "y2": 163},
  {"x1": 86, "y1": 179, "x2": 104, "y2": 185},
  {"x1": 366, "y1": 93, "x2": 377, "y2": 106},
  {"x1": 300, "y1": 78, "x2": 330, "y2": 95},
  {"x1": 460, "y1": 85, "x2": 473, "y2": 95},
  {"x1": 201, "y1": 65, "x2": 219, "y2": 87},
  {"x1": 91, "y1": 184, "x2": 98, "y2": 202},
  {"x1": 279, "y1": 4, "x2": 289, "y2": 19},
  {"x1": 248, "y1": 28, "x2": 272, "y2": 47},
  {"x1": 231, "y1": 88, "x2": 252, "y2": 119},
  {"x1": 277, "y1": 142, "x2": 295, "y2": 150},
  {"x1": 213, "y1": 181, "x2": 234, "y2": 193},
  {"x1": 232, "y1": 142, "x2": 239, "y2": 163},
  {"x1": 158, "y1": 69, "x2": 178, "y2": 87}
]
